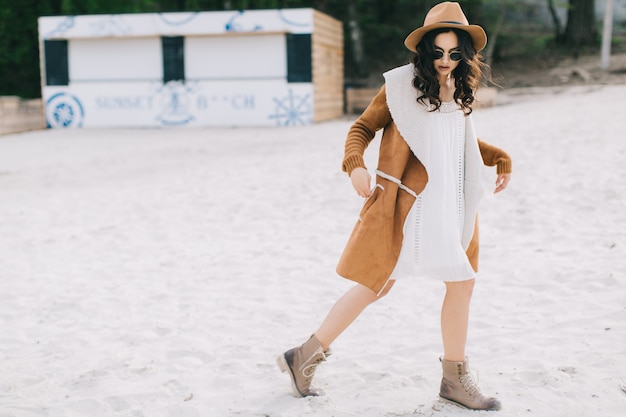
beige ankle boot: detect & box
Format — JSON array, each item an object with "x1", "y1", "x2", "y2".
[
  {"x1": 439, "y1": 357, "x2": 501, "y2": 411},
  {"x1": 277, "y1": 335, "x2": 329, "y2": 397}
]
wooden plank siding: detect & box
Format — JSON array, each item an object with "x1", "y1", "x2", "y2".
[
  {"x1": 0, "y1": 97, "x2": 45, "y2": 135},
  {"x1": 312, "y1": 10, "x2": 344, "y2": 122}
]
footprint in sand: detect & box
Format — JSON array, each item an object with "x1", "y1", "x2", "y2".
[{"x1": 166, "y1": 350, "x2": 214, "y2": 369}]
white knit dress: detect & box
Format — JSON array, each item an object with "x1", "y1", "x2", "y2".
[{"x1": 390, "y1": 100, "x2": 476, "y2": 282}]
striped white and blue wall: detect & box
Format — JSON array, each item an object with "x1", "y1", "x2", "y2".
[{"x1": 38, "y1": 9, "x2": 343, "y2": 128}]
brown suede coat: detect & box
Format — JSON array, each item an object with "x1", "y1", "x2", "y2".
[{"x1": 336, "y1": 85, "x2": 512, "y2": 294}]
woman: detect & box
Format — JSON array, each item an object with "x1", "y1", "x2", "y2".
[{"x1": 277, "y1": 2, "x2": 511, "y2": 411}]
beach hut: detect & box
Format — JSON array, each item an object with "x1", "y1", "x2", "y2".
[{"x1": 37, "y1": 9, "x2": 343, "y2": 128}]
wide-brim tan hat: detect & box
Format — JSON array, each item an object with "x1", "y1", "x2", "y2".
[{"x1": 404, "y1": 2, "x2": 487, "y2": 52}]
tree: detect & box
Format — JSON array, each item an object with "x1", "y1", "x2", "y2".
[
  {"x1": 563, "y1": 0, "x2": 597, "y2": 52},
  {"x1": 0, "y1": 0, "x2": 56, "y2": 98},
  {"x1": 547, "y1": 0, "x2": 565, "y2": 42},
  {"x1": 600, "y1": 0, "x2": 614, "y2": 69}
]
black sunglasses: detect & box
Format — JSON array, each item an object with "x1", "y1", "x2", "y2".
[{"x1": 434, "y1": 50, "x2": 463, "y2": 61}]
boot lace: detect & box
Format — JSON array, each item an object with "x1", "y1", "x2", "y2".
[
  {"x1": 300, "y1": 350, "x2": 329, "y2": 378},
  {"x1": 459, "y1": 373, "x2": 481, "y2": 397},
  {"x1": 302, "y1": 358, "x2": 322, "y2": 378}
]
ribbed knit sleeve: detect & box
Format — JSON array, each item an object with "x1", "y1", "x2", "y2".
[
  {"x1": 342, "y1": 86, "x2": 392, "y2": 175},
  {"x1": 477, "y1": 138, "x2": 512, "y2": 174}
]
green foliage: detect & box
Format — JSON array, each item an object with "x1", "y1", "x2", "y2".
[
  {"x1": 0, "y1": 0, "x2": 52, "y2": 98},
  {"x1": 0, "y1": 0, "x2": 610, "y2": 98}
]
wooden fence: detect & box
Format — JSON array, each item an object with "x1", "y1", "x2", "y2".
[{"x1": 0, "y1": 96, "x2": 45, "y2": 135}]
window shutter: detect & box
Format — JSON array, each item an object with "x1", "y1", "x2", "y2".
[
  {"x1": 44, "y1": 40, "x2": 69, "y2": 86},
  {"x1": 286, "y1": 34, "x2": 312, "y2": 83},
  {"x1": 162, "y1": 36, "x2": 185, "y2": 83}
]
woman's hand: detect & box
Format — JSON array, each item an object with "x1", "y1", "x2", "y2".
[
  {"x1": 494, "y1": 173, "x2": 511, "y2": 194},
  {"x1": 350, "y1": 167, "x2": 372, "y2": 198}
]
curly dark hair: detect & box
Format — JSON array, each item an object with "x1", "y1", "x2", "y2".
[{"x1": 411, "y1": 28, "x2": 485, "y2": 115}]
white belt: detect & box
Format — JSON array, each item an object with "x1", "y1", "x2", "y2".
[{"x1": 375, "y1": 169, "x2": 418, "y2": 198}]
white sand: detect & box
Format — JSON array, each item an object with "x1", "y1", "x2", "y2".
[{"x1": 0, "y1": 85, "x2": 625, "y2": 417}]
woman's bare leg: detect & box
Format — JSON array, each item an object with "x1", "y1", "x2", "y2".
[
  {"x1": 441, "y1": 279, "x2": 475, "y2": 361},
  {"x1": 314, "y1": 280, "x2": 395, "y2": 350}
]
